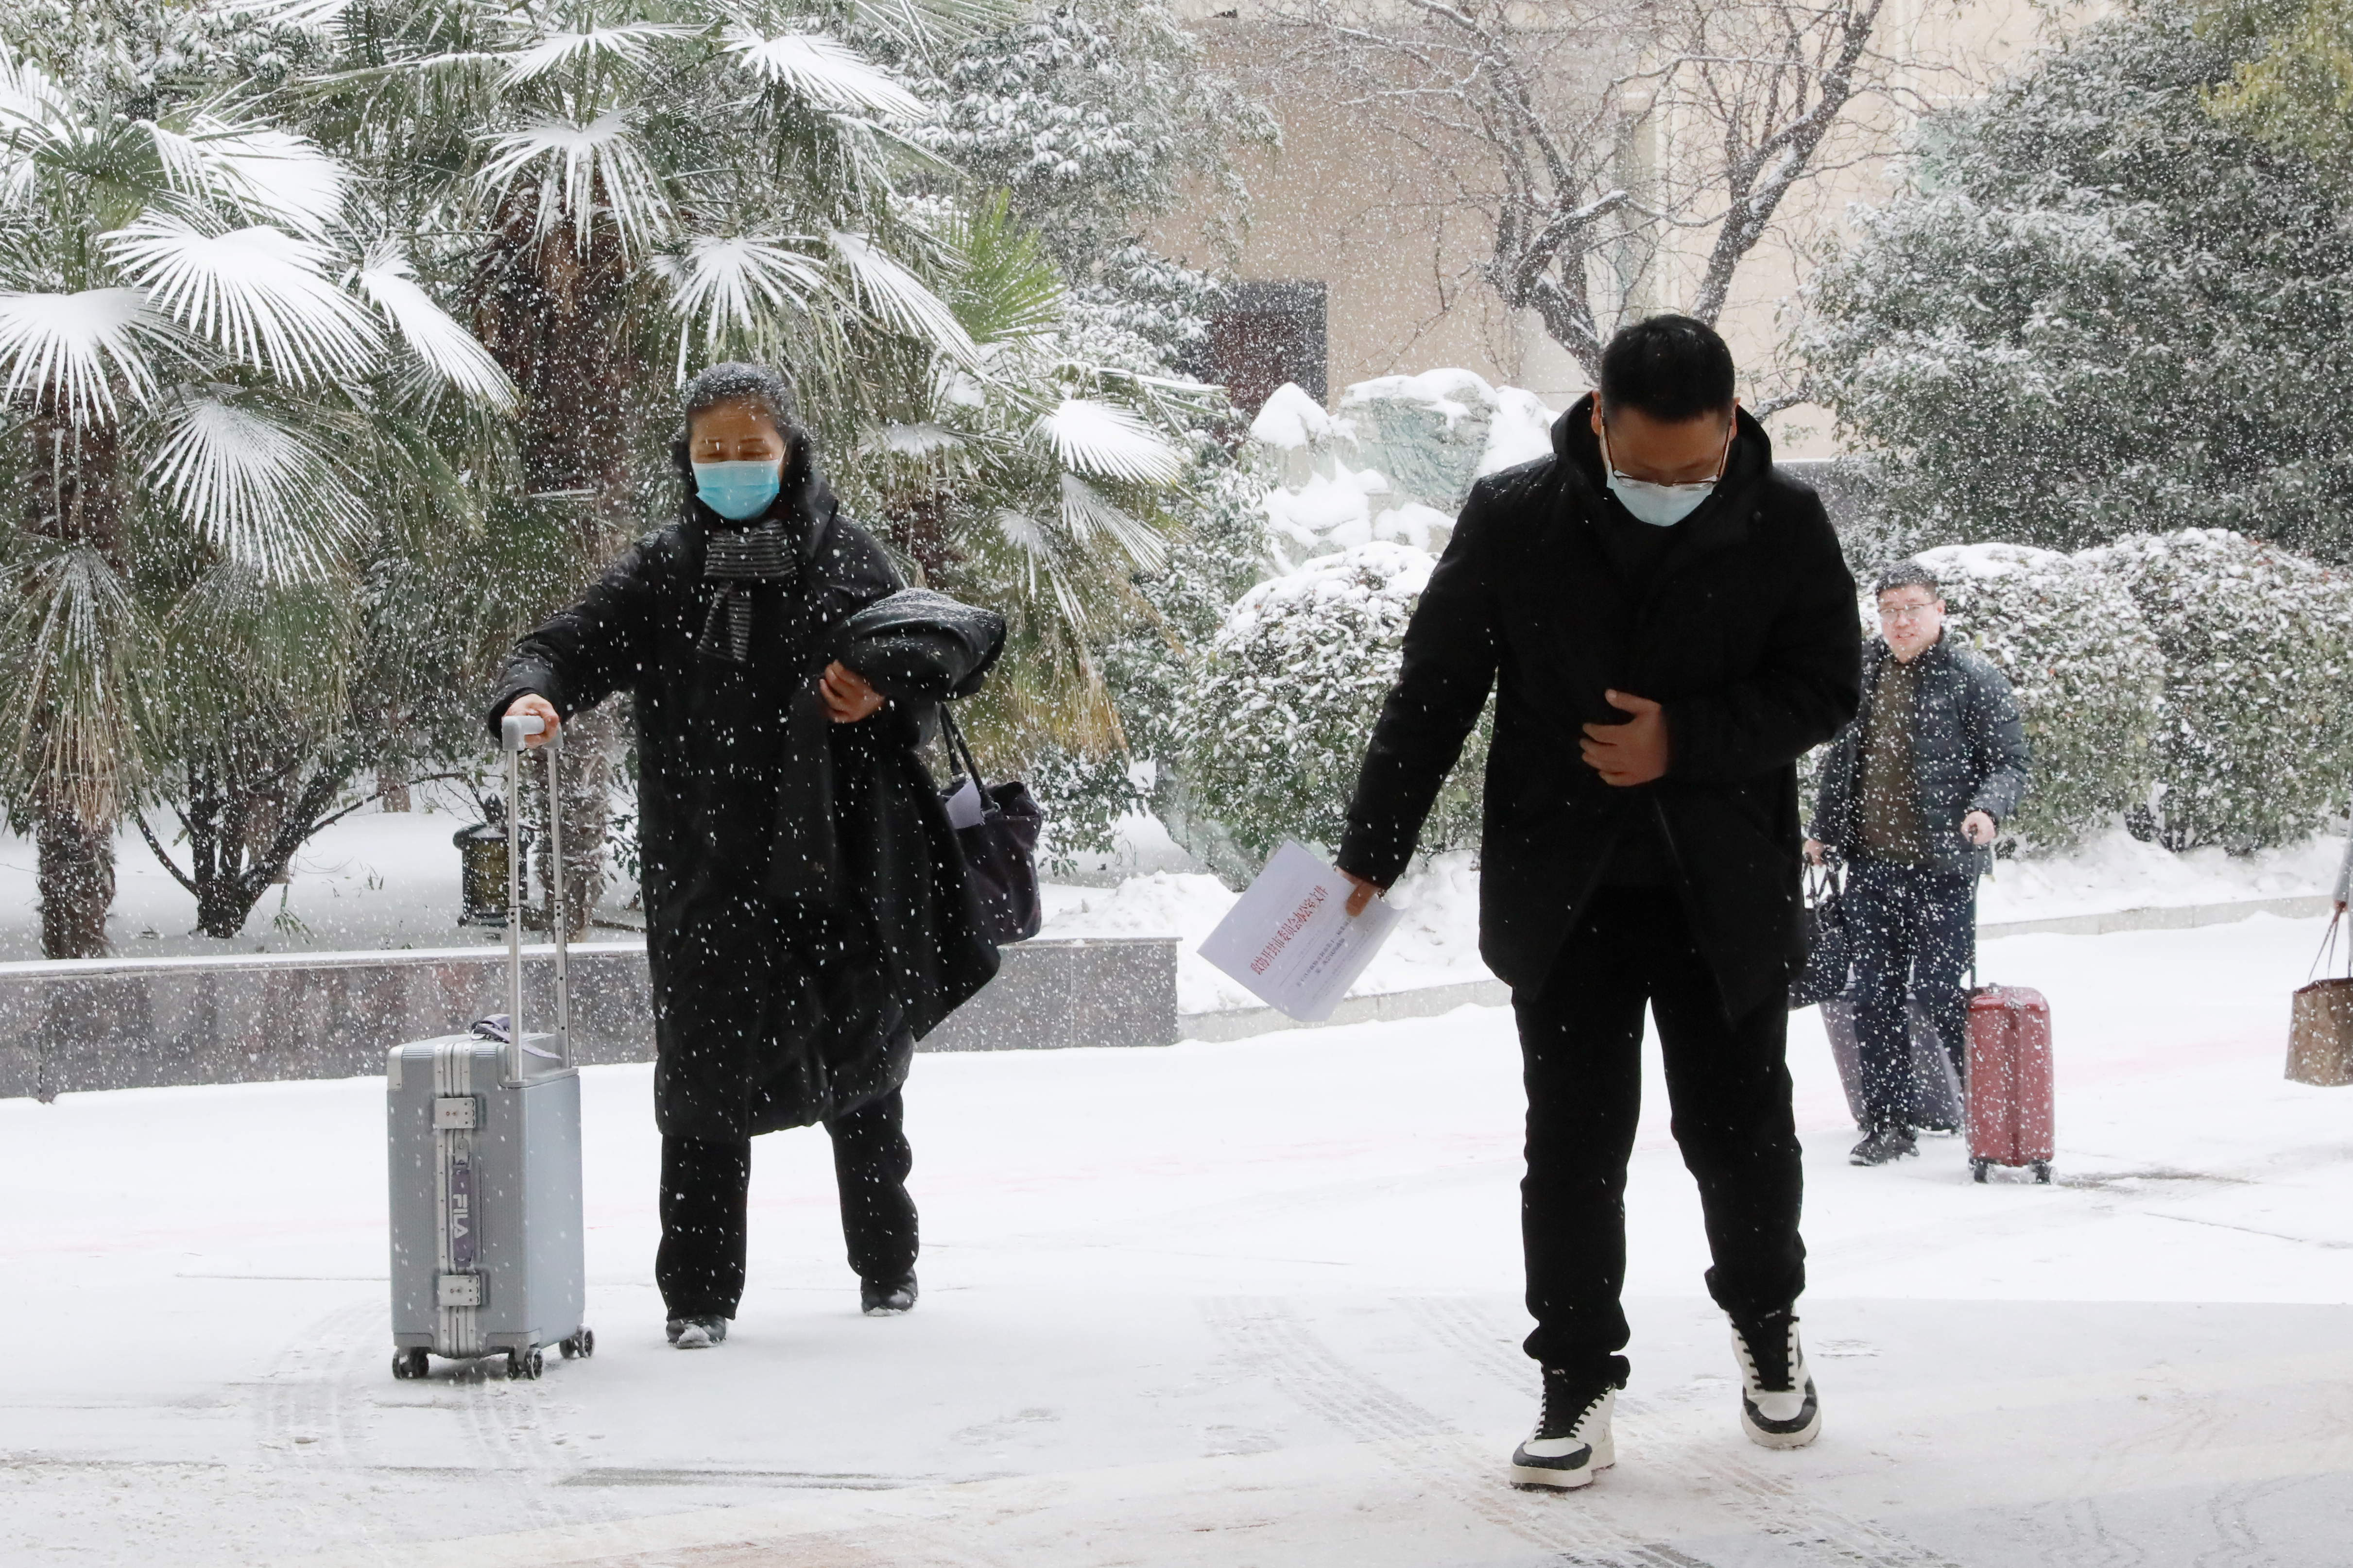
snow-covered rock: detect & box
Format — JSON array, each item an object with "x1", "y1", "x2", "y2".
[
  {"x1": 1337, "y1": 368, "x2": 1499, "y2": 514},
  {"x1": 1245, "y1": 371, "x2": 1560, "y2": 566}
]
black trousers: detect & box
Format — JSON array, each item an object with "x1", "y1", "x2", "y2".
[
  {"x1": 1515, "y1": 886, "x2": 1806, "y2": 1382},
  {"x1": 1845, "y1": 855, "x2": 1976, "y2": 1128},
  {"x1": 655, "y1": 1088, "x2": 918, "y2": 1320}
]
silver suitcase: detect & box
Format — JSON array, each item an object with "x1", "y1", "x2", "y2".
[{"x1": 386, "y1": 713, "x2": 591, "y2": 1381}]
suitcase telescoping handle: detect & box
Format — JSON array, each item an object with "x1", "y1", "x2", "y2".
[{"x1": 499, "y1": 713, "x2": 571, "y2": 1080}]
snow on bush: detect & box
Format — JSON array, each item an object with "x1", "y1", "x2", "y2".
[
  {"x1": 2077, "y1": 530, "x2": 2353, "y2": 850},
  {"x1": 1177, "y1": 543, "x2": 1489, "y2": 866},
  {"x1": 1907, "y1": 544, "x2": 2163, "y2": 851}
]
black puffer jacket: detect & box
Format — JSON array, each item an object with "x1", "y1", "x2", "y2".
[
  {"x1": 1808, "y1": 633, "x2": 2030, "y2": 875},
  {"x1": 486, "y1": 450, "x2": 1001, "y2": 1141},
  {"x1": 1338, "y1": 395, "x2": 1862, "y2": 1020}
]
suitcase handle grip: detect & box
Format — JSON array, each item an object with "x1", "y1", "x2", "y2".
[{"x1": 501, "y1": 713, "x2": 559, "y2": 752}]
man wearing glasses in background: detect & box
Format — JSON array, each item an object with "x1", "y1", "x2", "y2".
[{"x1": 1806, "y1": 561, "x2": 2030, "y2": 1167}]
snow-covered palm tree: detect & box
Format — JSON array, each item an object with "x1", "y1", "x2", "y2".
[
  {"x1": 289, "y1": 0, "x2": 1026, "y2": 930},
  {"x1": 848, "y1": 192, "x2": 1211, "y2": 761},
  {"x1": 0, "y1": 39, "x2": 513, "y2": 955}
]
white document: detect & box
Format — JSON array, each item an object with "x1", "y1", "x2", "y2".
[{"x1": 1198, "y1": 840, "x2": 1403, "y2": 1023}]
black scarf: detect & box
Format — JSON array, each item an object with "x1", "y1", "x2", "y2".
[{"x1": 700, "y1": 518, "x2": 796, "y2": 664}]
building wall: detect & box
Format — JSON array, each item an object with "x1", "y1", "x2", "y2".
[{"x1": 1154, "y1": 0, "x2": 2074, "y2": 454}]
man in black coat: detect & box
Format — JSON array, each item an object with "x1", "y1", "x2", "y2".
[
  {"x1": 491, "y1": 364, "x2": 1000, "y2": 1348},
  {"x1": 1806, "y1": 560, "x2": 2029, "y2": 1166},
  {"x1": 1335, "y1": 316, "x2": 1860, "y2": 1488}
]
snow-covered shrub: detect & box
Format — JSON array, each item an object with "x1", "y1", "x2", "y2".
[
  {"x1": 1333, "y1": 370, "x2": 1560, "y2": 517},
  {"x1": 1176, "y1": 543, "x2": 1489, "y2": 867},
  {"x1": 1802, "y1": 0, "x2": 2353, "y2": 559},
  {"x1": 2077, "y1": 530, "x2": 2353, "y2": 849},
  {"x1": 1908, "y1": 544, "x2": 2164, "y2": 850}
]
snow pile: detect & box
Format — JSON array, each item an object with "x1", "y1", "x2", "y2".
[
  {"x1": 1246, "y1": 381, "x2": 1335, "y2": 450},
  {"x1": 1177, "y1": 543, "x2": 1488, "y2": 867},
  {"x1": 1975, "y1": 825, "x2": 2341, "y2": 924},
  {"x1": 2079, "y1": 529, "x2": 2353, "y2": 850},
  {"x1": 1907, "y1": 543, "x2": 2165, "y2": 850}
]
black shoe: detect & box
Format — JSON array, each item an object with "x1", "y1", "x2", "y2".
[
  {"x1": 1848, "y1": 1123, "x2": 1918, "y2": 1166},
  {"x1": 860, "y1": 1275, "x2": 917, "y2": 1316},
  {"x1": 665, "y1": 1314, "x2": 729, "y2": 1349},
  {"x1": 1729, "y1": 1311, "x2": 1821, "y2": 1449},
  {"x1": 1508, "y1": 1366, "x2": 1620, "y2": 1490}
]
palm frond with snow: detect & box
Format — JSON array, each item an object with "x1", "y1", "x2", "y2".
[
  {"x1": 1032, "y1": 398, "x2": 1187, "y2": 484},
  {"x1": 0, "y1": 541, "x2": 151, "y2": 822},
  {"x1": 354, "y1": 245, "x2": 515, "y2": 407},
  {"x1": 1060, "y1": 474, "x2": 1168, "y2": 574},
  {"x1": 0, "y1": 289, "x2": 173, "y2": 422},
  {"x1": 663, "y1": 234, "x2": 834, "y2": 345},
  {"x1": 141, "y1": 120, "x2": 349, "y2": 237},
  {"x1": 144, "y1": 394, "x2": 371, "y2": 583},
  {"x1": 475, "y1": 110, "x2": 669, "y2": 253},
  {"x1": 830, "y1": 229, "x2": 977, "y2": 364},
  {"x1": 497, "y1": 23, "x2": 696, "y2": 86},
  {"x1": 724, "y1": 28, "x2": 927, "y2": 121},
  {"x1": 104, "y1": 218, "x2": 382, "y2": 385}
]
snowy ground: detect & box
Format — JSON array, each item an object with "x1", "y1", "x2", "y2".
[{"x1": 4, "y1": 914, "x2": 2350, "y2": 1565}]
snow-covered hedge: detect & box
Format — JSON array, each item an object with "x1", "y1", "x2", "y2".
[
  {"x1": 2077, "y1": 530, "x2": 2353, "y2": 849},
  {"x1": 1909, "y1": 544, "x2": 2164, "y2": 850},
  {"x1": 1176, "y1": 543, "x2": 1489, "y2": 866}
]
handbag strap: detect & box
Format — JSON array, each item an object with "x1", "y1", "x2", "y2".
[
  {"x1": 938, "y1": 704, "x2": 987, "y2": 790},
  {"x1": 2310, "y1": 909, "x2": 2347, "y2": 983}
]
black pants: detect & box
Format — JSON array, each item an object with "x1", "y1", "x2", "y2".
[
  {"x1": 1515, "y1": 886, "x2": 1806, "y2": 1382},
  {"x1": 655, "y1": 1088, "x2": 918, "y2": 1320},
  {"x1": 1845, "y1": 855, "x2": 1975, "y2": 1128}
]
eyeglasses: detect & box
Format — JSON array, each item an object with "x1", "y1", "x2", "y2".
[{"x1": 1878, "y1": 600, "x2": 1938, "y2": 623}]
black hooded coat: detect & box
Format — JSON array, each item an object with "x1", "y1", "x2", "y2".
[
  {"x1": 487, "y1": 447, "x2": 1002, "y2": 1141},
  {"x1": 1336, "y1": 395, "x2": 1863, "y2": 1021}
]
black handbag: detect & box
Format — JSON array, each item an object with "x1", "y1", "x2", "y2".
[
  {"x1": 1788, "y1": 859, "x2": 1851, "y2": 1009},
  {"x1": 939, "y1": 707, "x2": 1044, "y2": 944}
]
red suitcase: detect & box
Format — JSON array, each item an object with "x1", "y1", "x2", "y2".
[{"x1": 1965, "y1": 984, "x2": 2053, "y2": 1183}]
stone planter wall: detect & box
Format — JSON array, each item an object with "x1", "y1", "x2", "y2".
[{"x1": 0, "y1": 937, "x2": 1178, "y2": 1101}]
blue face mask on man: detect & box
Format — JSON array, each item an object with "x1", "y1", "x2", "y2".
[
  {"x1": 691, "y1": 459, "x2": 782, "y2": 522},
  {"x1": 1598, "y1": 418, "x2": 1733, "y2": 528}
]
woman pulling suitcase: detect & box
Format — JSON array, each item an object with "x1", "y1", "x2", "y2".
[{"x1": 491, "y1": 363, "x2": 1005, "y2": 1347}]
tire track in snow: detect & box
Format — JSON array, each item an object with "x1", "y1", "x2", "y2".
[
  {"x1": 1393, "y1": 1295, "x2": 1964, "y2": 1568},
  {"x1": 1202, "y1": 1295, "x2": 1715, "y2": 1567},
  {"x1": 251, "y1": 1295, "x2": 395, "y2": 1554}
]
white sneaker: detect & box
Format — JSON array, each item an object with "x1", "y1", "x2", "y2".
[
  {"x1": 1730, "y1": 1312, "x2": 1821, "y2": 1449},
  {"x1": 1509, "y1": 1369, "x2": 1619, "y2": 1490}
]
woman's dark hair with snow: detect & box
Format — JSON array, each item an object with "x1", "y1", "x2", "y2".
[
  {"x1": 1598, "y1": 314, "x2": 1736, "y2": 423},
  {"x1": 669, "y1": 362, "x2": 815, "y2": 492},
  {"x1": 1873, "y1": 560, "x2": 1941, "y2": 598}
]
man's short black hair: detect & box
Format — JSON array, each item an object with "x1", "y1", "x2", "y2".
[
  {"x1": 1873, "y1": 560, "x2": 1941, "y2": 598},
  {"x1": 1597, "y1": 314, "x2": 1737, "y2": 423}
]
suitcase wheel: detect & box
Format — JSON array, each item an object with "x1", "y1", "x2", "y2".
[
  {"x1": 2032, "y1": 1161, "x2": 2053, "y2": 1185},
  {"x1": 391, "y1": 1348, "x2": 429, "y2": 1381},
  {"x1": 560, "y1": 1328, "x2": 595, "y2": 1360},
  {"x1": 507, "y1": 1348, "x2": 545, "y2": 1381},
  {"x1": 1971, "y1": 1159, "x2": 1991, "y2": 1184}
]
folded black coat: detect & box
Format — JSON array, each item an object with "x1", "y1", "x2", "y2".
[
  {"x1": 1336, "y1": 396, "x2": 1863, "y2": 1021},
  {"x1": 486, "y1": 455, "x2": 1002, "y2": 1140}
]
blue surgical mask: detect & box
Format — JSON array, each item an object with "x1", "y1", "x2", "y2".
[
  {"x1": 1599, "y1": 420, "x2": 1732, "y2": 528},
  {"x1": 692, "y1": 458, "x2": 782, "y2": 522}
]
